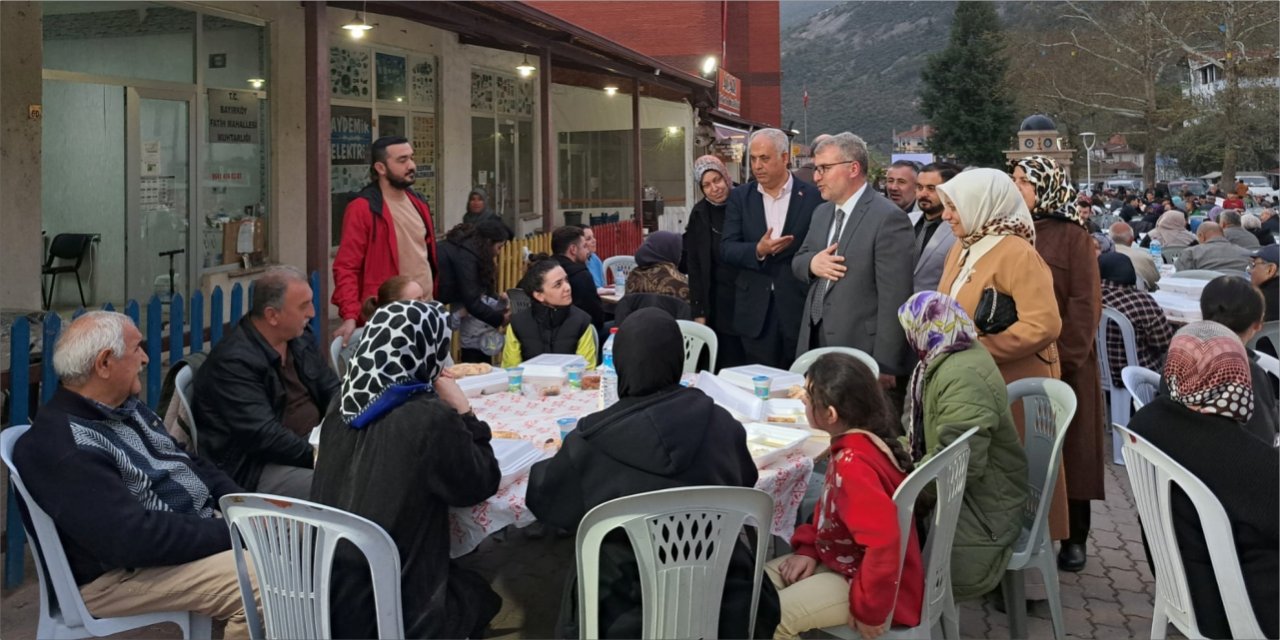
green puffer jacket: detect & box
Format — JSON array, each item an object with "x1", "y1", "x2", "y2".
[{"x1": 913, "y1": 343, "x2": 1029, "y2": 601}]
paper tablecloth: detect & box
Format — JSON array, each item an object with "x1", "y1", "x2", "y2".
[{"x1": 448, "y1": 389, "x2": 815, "y2": 557}]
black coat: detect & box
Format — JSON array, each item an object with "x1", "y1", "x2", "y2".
[
  {"x1": 1128, "y1": 397, "x2": 1278, "y2": 639},
  {"x1": 310, "y1": 393, "x2": 502, "y2": 639},
  {"x1": 684, "y1": 197, "x2": 740, "y2": 333},
  {"x1": 437, "y1": 239, "x2": 504, "y2": 328},
  {"x1": 526, "y1": 386, "x2": 781, "y2": 639},
  {"x1": 193, "y1": 317, "x2": 339, "y2": 490},
  {"x1": 555, "y1": 254, "x2": 605, "y2": 331}
]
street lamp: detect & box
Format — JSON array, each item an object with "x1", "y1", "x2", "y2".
[{"x1": 1080, "y1": 132, "x2": 1097, "y2": 192}]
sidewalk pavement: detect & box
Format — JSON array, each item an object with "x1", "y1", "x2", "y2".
[{"x1": 0, "y1": 440, "x2": 1171, "y2": 639}]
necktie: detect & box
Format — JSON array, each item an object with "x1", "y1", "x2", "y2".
[{"x1": 810, "y1": 208, "x2": 846, "y2": 323}]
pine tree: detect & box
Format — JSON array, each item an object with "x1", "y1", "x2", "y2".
[{"x1": 918, "y1": 1, "x2": 1017, "y2": 166}]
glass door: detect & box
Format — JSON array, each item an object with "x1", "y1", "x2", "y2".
[{"x1": 127, "y1": 87, "x2": 196, "y2": 305}]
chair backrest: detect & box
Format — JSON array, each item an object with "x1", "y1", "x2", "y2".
[
  {"x1": 789, "y1": 346, "x2": 879, "y2": 378},
  {"x1": 601, "y1": 255, "x2": 637, "y2": 284},
  {"x1": 507, "y1": 287, "x2": 533, "y2": 318},
  {"x1": 675, "y1": 320, "x2": 718, "y2": 374},
  {"x1": 220, "y1": 493, "x2": 404, "y2": 640},
  {"x1": 1171, "y1": 269, "x2": 1224, "y2": 280},
  {"x1": 1097, "y1": 306, "x2": 1140, "y2": 393},
  {"x1": 328, "y1": 327, "x2": 364, "y2": 377},
  {"x1": 1121, "y1": 366, "x2": 1161, "y2": 411},
  {"x1": 1, "y1": 425, "x2": 98, "y2": 631},
  {"x1": 1161, "y1": 245, "x2": 1188, "y2": 263},
  {"x1": 173, "y1": 366, "x2": 199, "y2": 455},
  {"x1": 1007, "y1": 378, "x2": 1077, "y2": 556},
  {"x1": 891, "y1": 428, "x2": 977, "y2": 629},
  {"x1": 1114, "y1": 426, "x2": 1265, "y2": 640},
  {"x1": 1246, "y1": 319, "x2": 1279, "y2": 354},
  {"x1": 575, "y1": 486, "x2": 773, "y2": 640},
  {"x1": 45, "y1": 233, "x2": 94, "y2": 267},
  {"x1": 1255, "y1": 352, "x2": 1280, "y2": 380}
]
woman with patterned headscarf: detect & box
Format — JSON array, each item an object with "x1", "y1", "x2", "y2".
[
  {"x1": 684, "y1": 154, "x2": 745, "y2": 367},
  {"x1": 897, "y1": 291, "x2": 1028, "y2": 600},
  {"x1": 311, "y1": 300, "x2": 503, "y2": 639},
  {"x1": 1128, "y1": 321, "x2": 1278, "y2": 639},
  {"x1": 1010, "y1": 154, "x2": 1106, "y2": 573}
]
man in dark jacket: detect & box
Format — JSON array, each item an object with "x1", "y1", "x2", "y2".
[
  {"x1": 552, "y1": 225, "x2": 605, "y2": 332},
  {"x1": 194, "y1": 266, "x2": 339, "y2": 498},
  {"x1": 14, "y1": 311, "x2": 256, "y2": 638}
]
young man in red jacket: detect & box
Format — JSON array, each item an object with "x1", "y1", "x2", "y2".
[{"x1": 332, "y1": 136, "x2": 439, "y2": 345}]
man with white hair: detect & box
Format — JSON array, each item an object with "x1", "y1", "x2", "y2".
[
  {"x1": 1108, "y1": 222, "x2": 1161, "y2": 290},
  {"x1": 722, "y1": 128, "x2": 823, "y2": 368},
  {"x1": 13, "y1": 311, "x2": 257, "y2": 638},
  {"x1": 1220, "y1": 209, "x2": 1261, "y2": 249}
]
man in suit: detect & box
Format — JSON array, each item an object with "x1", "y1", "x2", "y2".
[
  {"x1": 885, "y1": 160, "x2": 923, "y2": 225},
  {"x1": 912, "y1": 162, "x2": 960, "y2": 292},
  {"x1": 722, "y1": 128, "x2": 823, "y2": 368},
  {"x1": 792, "y1": 132, "x2": 915, "y2": 388}
]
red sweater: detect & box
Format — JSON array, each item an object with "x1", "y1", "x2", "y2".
[
  {"x1": 791, "y1": 431, "x2": 924, "y2": 628},
  {"x1": 332, "y1": 184, "x2": 439, "y2": 322}
]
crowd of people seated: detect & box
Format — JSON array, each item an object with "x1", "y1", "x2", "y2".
[{"x1": 9, "y1": 130, "x2": 1277, "y2": 640}]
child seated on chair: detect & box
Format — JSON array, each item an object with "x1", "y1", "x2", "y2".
[{"x1": 766, "y1": 353, "x2": 924, "y2": 640}]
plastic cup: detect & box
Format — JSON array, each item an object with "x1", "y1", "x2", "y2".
[
  {"x1": 566, "y1": 363, "x2": 585, "y2": 390},
  {"x1": 557, "y1": 417, "x2": 578, "y2": 441},
  {"x1": 507, "y1": 367, "x2": 524, "y2": 393},
  {"x1": 752, "y1": 375, "x2": 771, "y2": 399}
]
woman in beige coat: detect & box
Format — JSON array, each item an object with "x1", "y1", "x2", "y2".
[{"x1": 935, "y1": 168, "x2": 1069, "y2": 542}]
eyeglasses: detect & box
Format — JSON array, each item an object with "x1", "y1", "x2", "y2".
[{"x1": 813, "y1": 161, "x2": 854, "y2": 176}]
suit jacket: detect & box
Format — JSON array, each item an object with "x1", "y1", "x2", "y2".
[
  {"x1": 913, "y1": 218, "x2": 956, "y2": 293},
  {"x1": 791, "y1": 189, "x2": 915, "y2": 376},
  {"x1": 722, "y1": 179, "x2": 823, "y2": 341}
]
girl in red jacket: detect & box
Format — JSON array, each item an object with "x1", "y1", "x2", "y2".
[{"x1": 764, "y1": 353, "x2": 924, "y2": 640}]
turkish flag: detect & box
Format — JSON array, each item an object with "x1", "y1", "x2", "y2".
[{"x1": 803, "y1": 89, "x2": 809, "y2": 109}]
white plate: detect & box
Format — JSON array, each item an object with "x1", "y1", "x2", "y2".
[
  {"x1": 761, "y1": 399, "x2": 808, "y2": 427},
  {"x1": 742, "y1": 422, "x2": 809, "y2": 468}
]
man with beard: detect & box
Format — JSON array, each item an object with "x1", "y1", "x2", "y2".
[
  {"x1": 332, "y1": 136, "x2": 440, "y2": 346},
  {"x1": 911, "y1": 162, "x2": 959, "y2": 292},
  {"x1": 885, "y1": 160, "x2": 923, "y2": 225}
]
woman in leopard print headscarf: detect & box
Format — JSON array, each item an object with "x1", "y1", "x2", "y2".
[
  {"x1": 311, "y1": 298, "x2": 504, "y2": 639},
  {"x1": 1012, "y1": 154, "x2": 1106, "y2": 573}
]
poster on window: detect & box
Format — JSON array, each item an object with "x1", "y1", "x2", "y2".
[
  {"x1": 376, "y1": 52, "x2": 406, "y2": 102},
  {"x1": 208, "y1": 89, "x2": 261, "y2": 144},
  {"x1": 330, "y1": 106, "x2": 372, "y2": 165}
]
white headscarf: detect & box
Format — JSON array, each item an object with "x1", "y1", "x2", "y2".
[{"x1": 937, "y1": 168, "x2": 1036, "y2": 248}]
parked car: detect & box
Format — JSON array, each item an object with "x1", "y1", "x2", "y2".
[
  {"x1": 1237, "y1": 174, "x2": 1279, "y2": 199},
  {"x1": 1106, "y1": 177, "x2": 1144, "y2": 193},
  {"x1": 1166, "y1": 179, "x2": 1208, "y2": 197}
]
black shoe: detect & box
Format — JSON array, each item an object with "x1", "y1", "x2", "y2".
[{"x1": 1058, "y1": 541, "x2": 1087, "y2": 572}]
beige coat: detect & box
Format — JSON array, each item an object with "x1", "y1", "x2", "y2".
[{"x1": 938, "y1": 234, "x2": 1070, "y2": 539}]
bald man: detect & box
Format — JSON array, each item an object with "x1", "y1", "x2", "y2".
[
  {"x1": 1175, "y1": 222, "x2": 1252, "y2": 273},
  {"x1": 1109, "y1": 222, "x2": 1161, "y2": 290}
]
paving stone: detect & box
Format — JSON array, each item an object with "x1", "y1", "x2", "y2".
[
  {"x1": 1078, "y1": 573, "x2": 1117, "y2": 599},
  {"x1": 1109, "y1": 568, "x2": 1147, "y2": 593},
  {"x1": 1126, "y1": 614, "x2": 1157, "y2": 637},
  {"x1": 1059, "y1": 584, "x2": 1088, "y2": 610},
  {"x1": 1091, "y1": 530, "x2": 1124, "y2": 550},
  {"x1": 1063, "y1": 606, "x2": 1096, "y2": 638},
  {"x1": 1115, "y1": 522, "x2": 1144, "y2": 543},
  {"x1": 1115, "y1": 587, "x2": 1155, "y2": 618},
  {"x1": 1086, "y1": 600, "x2": 1130, "y2": 628},
  {"x1": 1094, "y1": 623, "x2": 1131, "y2": 638},
  {"x1": 1096, "y1": 545, "x2": 1133, "y2": 570}
]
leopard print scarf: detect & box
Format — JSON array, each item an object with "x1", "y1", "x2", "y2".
[
  {"x1": 340, "y1": 300, "x2": 450, "y2": 425},
  {"x1": 1010, "y1": 155, "x2": 1086, "y2": 228}
]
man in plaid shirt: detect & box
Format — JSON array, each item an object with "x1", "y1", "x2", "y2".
[{"x1": 1098, "y1": 253, "x2": 1174, "y2": 386}]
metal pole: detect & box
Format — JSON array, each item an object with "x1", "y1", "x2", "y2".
[{"x1": 540, "y1": 49, "x2": 554, "y2": 232}]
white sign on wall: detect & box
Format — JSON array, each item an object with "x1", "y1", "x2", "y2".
[{"x1": 208, "y1": 89, "x2": 260, "y2": 145}]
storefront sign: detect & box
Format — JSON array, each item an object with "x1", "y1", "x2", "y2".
[
  {"x1": 208, "y1": 89, "x2": 260, "y2": 144},
  {"x1": 331, "y1": 106, "x2": 372, "y2": 165},
  {"x1": 717, "y1": 70, "x2": 741, "y2": 117}
]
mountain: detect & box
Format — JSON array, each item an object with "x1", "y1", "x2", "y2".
[
  {"x1": 780, "y1": 1, "x2": 839, "y2": 31},
  {"x1": 781, "y1": 1, "x2": 1045, "y2": 154}
]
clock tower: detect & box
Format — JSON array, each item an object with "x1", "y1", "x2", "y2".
[{"x1": 1004, "y1": 114, "x2": 1075, "y2": 176}]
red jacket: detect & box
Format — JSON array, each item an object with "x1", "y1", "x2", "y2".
[
  {"x1": 332, "y1": 184, "x2": 439, "y2": 322},
  {"x1": 792, "y1": 430, "x2": 924, "y2": 629}
]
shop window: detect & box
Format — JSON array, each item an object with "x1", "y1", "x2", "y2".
[
  {"x1": 557, "y1": 128, "x2": 686, "y2": 209},
  {"x1": 43, "y1": 2, "x2": 195, "y2": 84},
  {"x1": 470, "y1": 69, "x2": 534, "y2": 227}
]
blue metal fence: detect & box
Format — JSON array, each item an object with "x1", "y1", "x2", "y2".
[{"x1": 2, "y1": 272, "x2": 322, "y2": 588}]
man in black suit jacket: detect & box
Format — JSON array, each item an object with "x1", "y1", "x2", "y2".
[
  {"x1": 722, "y1": 128, "x2": 824, "y2": 369},
  {"x1": 551, "y1": 226, "x2": 604, "y2": 333}
]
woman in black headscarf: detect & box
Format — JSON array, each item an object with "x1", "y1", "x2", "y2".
[
  {"x1": 462, "y1": 187, "x2": 514, "y2": 239},
  {"x1": 625, "y1": 230, "x2": 690, "y2": 301},
  {"x1": 311, "y1": 300, "x2": 502, "y2": 639},
  {"x1": 526, "y1": 308, "x2": 780, "y2": 639}
]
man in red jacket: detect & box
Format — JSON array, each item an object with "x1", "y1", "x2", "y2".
[{"x1": 332, "y1": 136, "x2": 439, "y2": 345}]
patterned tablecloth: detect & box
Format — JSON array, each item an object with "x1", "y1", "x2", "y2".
[{"x1": 448, "y1": 388, "x2": 816, "y2": 557}]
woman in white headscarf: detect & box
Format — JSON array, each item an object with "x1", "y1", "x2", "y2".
[{"x1": 935, "y1": 167, "x2": 1069, "y2": 541}]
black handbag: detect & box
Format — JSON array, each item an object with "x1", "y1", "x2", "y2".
[{"x1": 975, "y1": 286, "x2": 1018, "y2": 335}]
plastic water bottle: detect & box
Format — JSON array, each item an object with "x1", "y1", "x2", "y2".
[
  {"x1": 600, "y1": 327, "x2": 619, "y2": 409},
  {"x1": 1149, "y1": 238, "x2": 1163, "y2": 266}
]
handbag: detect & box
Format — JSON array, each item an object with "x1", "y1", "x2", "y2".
[{"x1": 975, "y1": 286, "x2": 1018, "y2": 335}]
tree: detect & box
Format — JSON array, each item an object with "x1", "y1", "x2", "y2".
[{"x1": 918, "y1": 2, "x2": 1017, "y2": 166}]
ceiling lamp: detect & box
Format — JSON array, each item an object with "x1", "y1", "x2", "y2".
[
  {"x1": 247, "y1": 78, "x2": 265, "y2": 89},
  {"x1": 342, "y1": 2, "x2": 373, "y2": 39},
  {"x1": 604, "y1": 85, "x2": 619, "y2": 96},
  {"x1": 701, "y1": 56, "x2": 717, "y2": 76},
  {"x1": 516, "y1": 52, "x2": 536, "y2": 78}
]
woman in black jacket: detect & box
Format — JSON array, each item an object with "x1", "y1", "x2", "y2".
[
  {"x1": 311, "y1": 300, "x2": 503, "y2": 639},
  {"x1": 438, "y1": 220, "x2": 510, "y2": 363},
  {"x1": 1128, "y1": 321, "x2": 1278, "y2": 639},
  {"x1": 683, "y1": 155, "x2": 744, "y2": 368},
  {"x1": 501, "y1": 258, "x2": 597, "y2": 368},
  {"x1": 526, "y1": 308, "x2": 780, "y2": 638}
]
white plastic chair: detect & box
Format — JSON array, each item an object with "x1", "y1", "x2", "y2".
[
  {"x1": 1256, "y1": 352, "x2": 1279, "y2": 379},
  {"x1": 173, "y1": 366, "x2": 199, "y2": 455},
  {"x1": 822, "y1": 428, "x2": 978, "y2": 640},
  {"x1": 329, "y1": 327, "x2": 363, "y2": 377},
  {"x1": 1002, "y1": 378, "x2": 1078, "y2": 640},
  {"x1": 1097, "y1": 306, "x2": 1138, "y2": 465},
  {"x1": 675, "y1": 319, "x2": 718, "y2": 374},
  {"x1": 0, "y1": 425, "x2": 214, "y2": 639},
  {"x1": 790, "y1": 346, "x2": 880, "y2": 378},
  {"x1": 1247, "y1": 319, "x2": 1279, "y2": 354},
  {"x1": 601, "y1": 255, "x2": 638, "y2": 285},
  {"x1": 1122, "y1": 366, "x2": 1161, "y2": 411},
  {"x1": 220, "y1": 493, "x2": 403, "y2": 640},
  {"x1": 575, "y1": 486, "x2": 773, "y2": 640},
  {"x1": 1114, "y1": 426, "x2": 1266, "y2": 640},
  {"x1": 1171, "y1": 269, "x2": 1225, "y2": 280}
]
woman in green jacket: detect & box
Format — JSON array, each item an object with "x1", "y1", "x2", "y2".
[{"x1": 898, "y1": 291, "x2": 1030, "y2": 600}]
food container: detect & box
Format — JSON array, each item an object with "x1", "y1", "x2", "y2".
[{"x1": 742, "y1": 422, "x2": 810, "y2": 468}]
